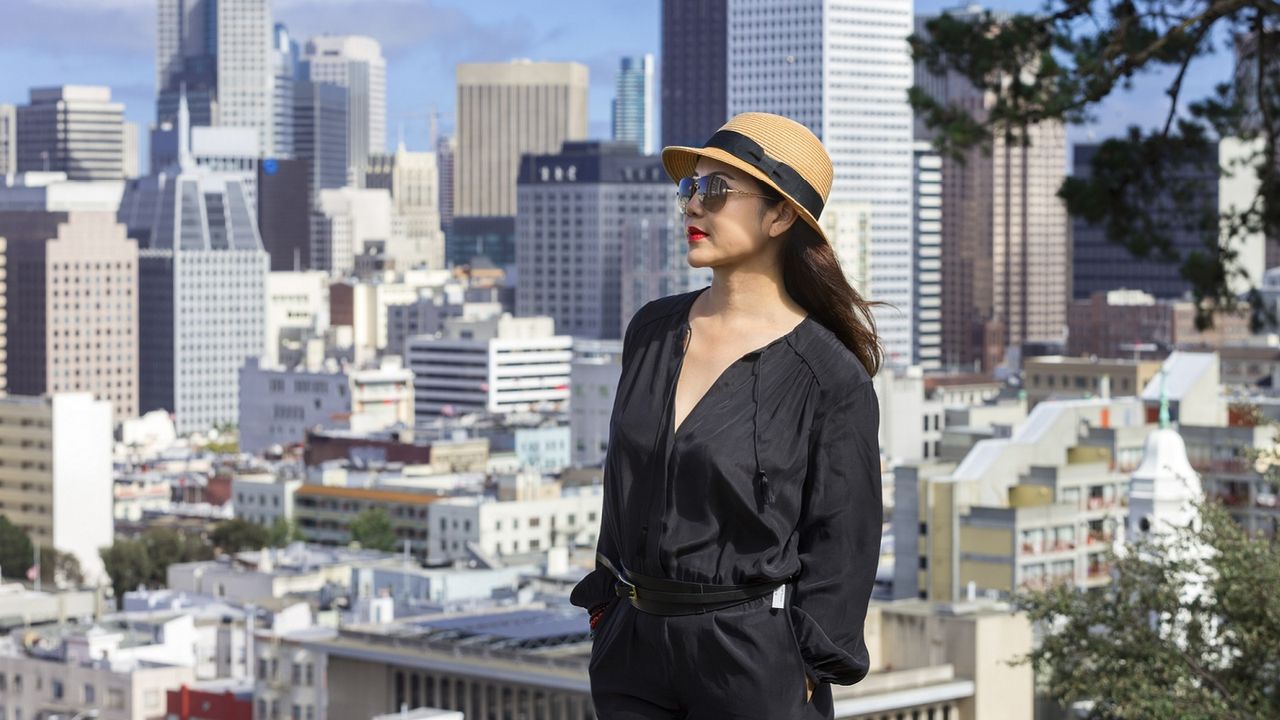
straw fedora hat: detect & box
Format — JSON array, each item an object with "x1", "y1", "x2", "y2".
[{"x1": 661, "y1": 111, "x2": 834, "y2": 243}]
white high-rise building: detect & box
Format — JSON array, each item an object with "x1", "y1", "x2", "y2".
[
  {"x1": 727, "y1": 0, "x2": 915, "y2": 367},
  {"x1": 118, "y1": 95, "x2": 269, "y2": 435},
  {"x1": 16, "y1": 86, "x2": 127, "y2": 181},
  {"x1": 0, "y1": 393, "x2": 114, "y2": 584},
  {"x1": 912, "y1": 141, "x2": 943, "y2": 370},
  {"x1": 303, "y1": 35, "x2": 387, "y2": 186},
  {"x1": 217, "y1": 0, "x2": 275, "y2": 154}
]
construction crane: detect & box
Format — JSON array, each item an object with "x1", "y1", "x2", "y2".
[{"x1": 391, "y1": 106, "x2": 453, "y2": 150}]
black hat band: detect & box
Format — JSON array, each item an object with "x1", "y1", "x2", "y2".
[{"x1": 702, "y1": 129, "x2": 825, "y2": 220}]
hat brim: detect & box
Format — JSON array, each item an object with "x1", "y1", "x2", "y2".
[{"x1": 660, "y1": 144, "x2": 829, "y2": 244}]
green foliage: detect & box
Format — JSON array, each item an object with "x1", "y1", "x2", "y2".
[
  {"x1": 1013, "y1": 496, "x2": 1280, "y2": 718},
  {"x1": 39, "y1": 547, "x2": 83, "y2": 587},
  {"x1": 348, "y1": 508, "x2": 398, "y2": 552},
  {"x1": 210, "y1": 519, "x2": 272, "y2": 554},
  {"x1": 910, "y1": 0, "x2": 1280, "y2": 332},
  {"x1": 0, "y1": 515, "x2": 34, "y2": 579},
  {"x1": 268, "y1": 517, "x2": 304, "y2": 547},
  {"x1": 98, "y1": 527, "x2": 213, "y2": 607}
]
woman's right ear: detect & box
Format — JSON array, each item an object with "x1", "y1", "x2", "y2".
[{"x1": 767, "y1": 200, "x2": 799, "y2": 240}]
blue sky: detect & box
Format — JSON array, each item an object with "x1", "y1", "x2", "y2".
[{"x1": 0, "y1": 0, "x2": 1232, "y2": 161}]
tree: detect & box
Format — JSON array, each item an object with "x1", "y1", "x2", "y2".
[
  {"x1": 39, "y1": 547, "x2": 83, "y2": 588},
  {"x1": 210, "y1": 519, "x2": 271, "y2": 554},
  {"x1": 910, "y1": 0, "x2": 1280, "y2": 332},
  {"x1": 348, "y1": 509, "x2": 397, "y2": 552},
  {"x1": 100, "y1": 538, "x2": 154, "y2": 602},
  {"x1": 268, "y1": 517, "x2": 304, "y2": 548},
  {"x1": 0, "y1": 515, "x2": 33, "y2": 580},
  {"x1": 98, "y1": 527, "x2": 214, "y2": 607},
  {"x1": 1013, "y1": 495, "x2": 1280, "y2": 718},
  {"x1": 143, "y1": 526, "x2": 213, "y2": 570}
]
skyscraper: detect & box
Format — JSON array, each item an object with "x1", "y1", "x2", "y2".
[
  {"x1": 16, "y1": 86, "x2": 126, "y2": 181},
  {"x1": 727, "y1": 0, "x2": 916, "y2": 367},
  {"x1": 454, "y1": 61, "x2": 588, "y2": 270},
  {"x1": 216, "y1": 0, "x2": 274, "y2": 154},
  {"x1": 272, "y1": 23, "x2": 300, "y2": 158},
  {"x1": 912, "y1": 142, "x2": 943, "y2": 370},
  {"x1": 455, "y1": 61, "x2": 589, "y2": 218},
  {"x1": 156, "y1": 0, "x2": 218, "y2": 127},
  {"x1": 436, "y1": 134, "x2": 455, "y2": 238},
  {"x1": 118, "y1": 96, "x2": 268, "y2": 435},
  {"x1": 302, "y1": 35, "x2": 387, "y2": 185},
  {"x1": 0, "y1": 202, "x2": 140, "y2": 423},
  {"x1": 0, "y1": 105, "x2": 16, "y2": 176},
  {"x1": 661, "y1": 0, "x2": 728, "y2": 148},
  {"x1": 293, "y1": 80, "x2": 349, "y2": 199},
  {"x1": 257, "y1": 157, "x2": 312, "y2": 271},
  {"x1": 1072, "y1": 143, "x2": 1220, "y2": 302},
  {"x1": 155, "y1": 0, "x2": 274, "y2": 153},
  {"x1": 612, "y1": 55, "x2": 655, "y2": 154},
  {"x1": 516, "y1": 141, "x2": 678, "y2": 339},
  {"x1": 915, "y1": 8, "x2": 1068, "y2": 371}
]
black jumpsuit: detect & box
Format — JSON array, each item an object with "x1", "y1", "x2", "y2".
[{"x1": 570, "y1": 285, "x2": 883, "y2": 720}]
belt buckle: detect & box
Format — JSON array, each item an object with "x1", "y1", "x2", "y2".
[{"x1": 614, "y1": 579, "x2": 638, "y2": 600}]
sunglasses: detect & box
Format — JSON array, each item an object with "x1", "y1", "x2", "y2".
[{"x1": 675, "y1": 175, "x2": 778, "y2": 214}]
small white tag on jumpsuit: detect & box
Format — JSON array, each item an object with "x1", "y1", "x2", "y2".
[{"x1": 771, "y1": 585, "x2": 786, "y2": 609}]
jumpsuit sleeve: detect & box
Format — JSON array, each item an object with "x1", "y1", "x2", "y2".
[
  {"x1": 569, "y1": 301, "x2": 649, "y2": 614},
  {"x1": 789, "y1": 378, "x2": 882, "y2": 686}
]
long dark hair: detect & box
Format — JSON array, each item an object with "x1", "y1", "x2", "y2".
[{"x1": 781, "y1": 220, "x2": 886, "y2": 377}]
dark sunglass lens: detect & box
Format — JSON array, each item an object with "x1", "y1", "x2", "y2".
[
  {"x1": 703, "y1": 175, "x2": 728, "y2": 212},
  {"x1": 676, "y1": 177, "x2": 694, "y2": 212}
]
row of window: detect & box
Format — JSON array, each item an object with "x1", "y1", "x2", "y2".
[{"x1": 0, "y1": 673, "x2": 128, "y2": 709}]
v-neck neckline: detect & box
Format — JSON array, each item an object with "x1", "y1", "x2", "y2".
[{"x1": 668, "y1": 286, "x2": 811, "y2": 440}]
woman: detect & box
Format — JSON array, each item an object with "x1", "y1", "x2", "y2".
[{"x1": 569, "y1": 112, "x2": 884, "y2": 720}]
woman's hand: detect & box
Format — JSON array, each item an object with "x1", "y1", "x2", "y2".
[{"x1": 804, "y1": 676, "x2": 815, "y2": 703}]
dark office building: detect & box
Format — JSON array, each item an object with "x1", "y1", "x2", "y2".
[
  {"x1": 1072, "y1": 142, "x2": 1220, "y2": 301},
  {"x1": 293, "y1": 81, "x2": 349, "y2": 200},
  {"x1": 516, "y1": 141, "x2": 676, "y2": 339},
  {"x1": 258, "y1": 157, "x2": 312, "y2": 271},
  {"x1": 660, "y1": 0, "x2": 728, "y2": 148}
]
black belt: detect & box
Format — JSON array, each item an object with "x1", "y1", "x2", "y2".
[{"x1": 597, "y1": 551, "x2": 794, "y2": 616}]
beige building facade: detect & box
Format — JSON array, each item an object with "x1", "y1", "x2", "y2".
[
  {"x1": 454, "y1": 61, "x2": 588, "y2": 218},
  {"x1": 0, "y1": 210, "x2": 139, "y2": 421}
]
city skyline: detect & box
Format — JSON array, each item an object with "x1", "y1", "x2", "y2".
[{"x1": 1, "y1": 0, "x2": 1234, "y2": 164}]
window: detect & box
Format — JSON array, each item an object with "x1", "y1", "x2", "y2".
[
  {"x1": 108, "y1": 688, "x2": 125, "y2": 709},
  {"x1": 84, "y1": 684, "x2": 95, "y2": 704},
  {"x1": 52, "y1": 679, "x2": 63, "y2": 700}
]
